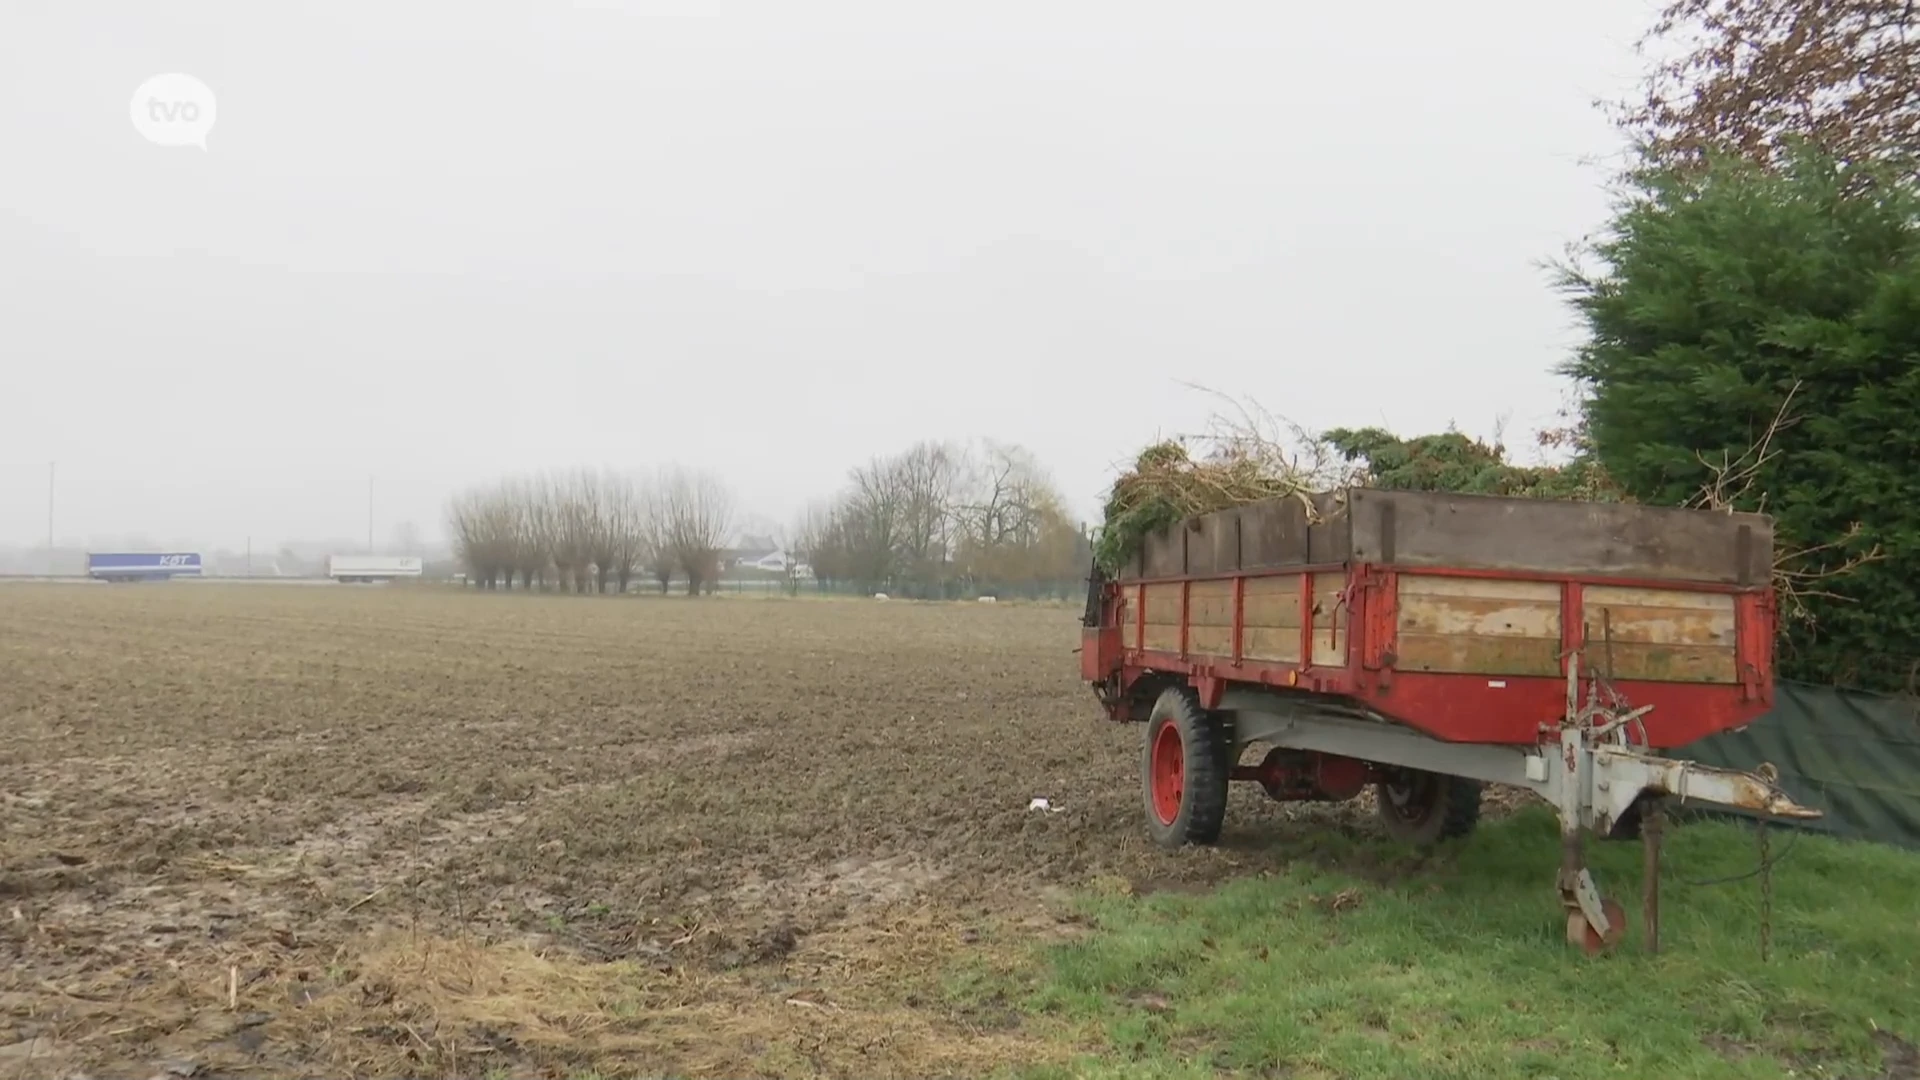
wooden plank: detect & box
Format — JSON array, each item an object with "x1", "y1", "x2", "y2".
[
  {"x1": 1586, "y1": 605, "x2": 1734, "y2": 646},
  {"x1": 1311, "y1": 627, "x2": 1346, "y2": 667},
  {"x1": 1305, "y1": 490, "x2": 1353, "y2": 566},
  {"x1": 1585, "y1": 610, "x2": 1735, "y2": 648},
  {"x1": 1397, "y1": 576, "x2": 1566, "y2": 602},
  {"x1": 1399, "y1": 597, "x2": 1560, "y2": 639},
  {"x1": 1310, "y1": 572, "x2": 1349, "y2": 625},
  {"x1": 1396, "y1": 576, "x2": 1560, "y2": 641},
  {"x1": 1217, "y1": 511, "x2": 1244, "y2": 575},
  {"x1": 1183, "y1": 510, "x2": 1242, "y2": 576},
  {"x1": 1589, "y1": 580, "x2": 1743, "y2": 638},
  {"x1": 1594, "y1": 642, "x2": 1738, "y2": 683},
  {"x1": 1399, "y1": 598, "x2": 1561, "y2": 639},
  {"x1": 1240, "y1": 497, "x2": 1312, "y2": 569},
  {"x1": 1584, "y1": 585, "x2": 1741, "y2": 612},
  {"x1": 1143, "y1": 623, "x2": 1181, "y2": 653},
  {"x1": 1188, "y1": 580, "x2": 1236, "y2": 627},
  {"x1": 1392, "y1": 574, "x2": 1559, "y2": 676},
  {"x1": 1347, "y1": 488, "x2": 1772, "y2": 586},
  {"x1": 1119, "y1": 588, "x2": 1138, "y2": 649},
  {"x1": 1189, "y1": 625, "x2": 1234, "y2": 656},
  {"x1": 1584, "y1": 586, "x2": 1737, "y2": 680},
  {"x1": 1142, "y1": 583, "x2": 1183, "y2": 627},
  {"x1": 1396, "y1": 632, "x2": 1562, "y2": 677},
  {"x1": 1140, "y1": 527, "x2": 1185, "y2": 578},
  {"x1": 1244, "y1": 626, "x2": 1302, "y2": 663},
  {"x1": 1243, "y1": 576, "x2": 1302, "y2": 628}
]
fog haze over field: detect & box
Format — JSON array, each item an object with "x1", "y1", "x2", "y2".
[{"x1": 0, "y1": 1, "x2": 1658, "y2": 551}]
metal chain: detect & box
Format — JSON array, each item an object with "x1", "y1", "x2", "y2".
[
  {"x1": 1673, "y1": 822, "x2": 1799, "y2": 886},
  {"x1": 1759, "y1": 817, "x2": 1773, "y2": 962}
]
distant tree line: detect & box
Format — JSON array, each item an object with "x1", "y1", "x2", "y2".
[
  {"x1": 446, "y1": 441, "x2": 1090, "y2": 600},
  {"x1": 796, "y1": 440, "x2": 1090, "y2": 599},
  {"x1": 446, "y1": 466, "x2": 735, "y2": 594}
]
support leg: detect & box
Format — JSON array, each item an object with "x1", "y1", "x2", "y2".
[
  {"x1": 1559, "y1": 826, "x2": 1626, "y2": 955},
  {"x1": 1642, "y1": 799, "x2": 1663, "y2": 955}
]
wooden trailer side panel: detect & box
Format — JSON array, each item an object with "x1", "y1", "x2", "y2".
[
  {"x1": 1243, "y1": 575, "x2": 1303, "y2": 663},
  {"x1": 1118, "y1": 489, "x2": 1770, "y2": 588},
  {"x1": 1582, "y1": 584, "x2": 1739, "y2": 684},
  {"x1": 1394, "y1": 574, "x2": 1563, "y2": 677},
  {"x1": 1189, "y1": 579, "x2": 1235, "y2": 655},
  {"x1": 1142, "y1": 582, "x2": 1182, "y2": 653},
  {"x1": 1346, "y1": 489, "x2": 1772, "y2": 586}
]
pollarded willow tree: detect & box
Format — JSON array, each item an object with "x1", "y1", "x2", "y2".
[
  {"x1": 446, "y1": 466, "x2": 734, "y2": 595},
  {"x1": 1557, "y1": 148, "x2": 1920, "y2": 690}
]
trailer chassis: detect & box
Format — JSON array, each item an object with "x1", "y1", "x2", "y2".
[{"x1": 1208, "y1": 654, "x2": 1819, "y2": 953}]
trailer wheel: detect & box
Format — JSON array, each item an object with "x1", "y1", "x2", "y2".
[
  {"x1": 1142, "y1": 688, "x2": 1232, "y2": 849},
  {"x1": 1375, "y1": 769, "x2": 1481, "y2": 846}
]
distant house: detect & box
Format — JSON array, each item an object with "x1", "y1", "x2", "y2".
[
  {"x1": 751, "y1": 550, "x2": 810, "y2": 573},
  {"x1": 725, "y1": 535, "x2": 779, "y2": 569}
]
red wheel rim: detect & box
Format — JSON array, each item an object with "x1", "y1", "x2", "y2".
[
  {"x1": 1150, "y1": 722, "x2": 1185, "y2": 825},
  {"x1": 1570, "y1": 898, "x2": 1628, "y2": 956}
]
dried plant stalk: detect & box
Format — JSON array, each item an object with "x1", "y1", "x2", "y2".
[{"x1": 1093, "y1": 387, "x2": 1362, "y2": 573}]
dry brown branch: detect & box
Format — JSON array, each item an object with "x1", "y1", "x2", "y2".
[
  {"x1": 1773, "y1": 521, "x2": 1886, "y2": 621},
  {"x1": 1687, "y1": 381, "x2": 1803, "y2": 514},
  {"x1": 1094, "y1": 387, "x2": 1360, "y2": 572},
  {"x1": 1687, "y1": 382, "x2": 1882, "y2": 621},
  {"x1": 1174, "y1": 382, "x2": 1370, "y2": 493}
]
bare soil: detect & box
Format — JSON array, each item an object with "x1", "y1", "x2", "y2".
[{"x1": 0, "y1": 584, "x2": 1458, "y2": 1079}]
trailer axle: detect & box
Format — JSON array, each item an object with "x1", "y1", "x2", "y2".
[{"x1": 1231, "y1": 748, "x2": 1373, "y2": 802}]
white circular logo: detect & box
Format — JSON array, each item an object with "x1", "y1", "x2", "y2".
[{"x1": 130, "y1": 73, "x2": 217, "y2": 150}]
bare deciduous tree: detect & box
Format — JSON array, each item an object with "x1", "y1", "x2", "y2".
[
  {"x1": 1621, "y1": 1, "x2": 1920, "y2": 174},
  {"x1": 606, "y1": 472, "x2": 647, "y2": 594},
  {"x1": 660, "y1": 466, "x2": 735, "y2": 597},
  {"x1": 892, "y1": 441, "x2": 961, "y2": 586},
  {"x1": 802, "y1": 439, "x2": 1088, "y2": 598},
  {"x1": 638, "y1": 477, "x2": 672, "y2": 594}
]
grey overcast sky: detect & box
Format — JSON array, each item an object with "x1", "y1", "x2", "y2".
[{"x1": 0, "y1": 1, "x2": 1660, "y2": 550}]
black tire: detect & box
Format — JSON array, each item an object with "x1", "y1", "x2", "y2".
[
  {"x1": 1374, "y1": 768, "x2": 1482, "y2": 846},
  {"x1": 1141, "y1": 687, "x2": 1233, "y2": 849}
]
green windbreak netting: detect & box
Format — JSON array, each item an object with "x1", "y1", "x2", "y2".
[{"x1": 1682, "y1": 682, "x2": 1920, "y2": 850}]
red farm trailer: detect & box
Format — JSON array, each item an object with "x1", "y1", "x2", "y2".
[{"x1": 1080, "y1": 487, "x2": 1819, "y2": 953}]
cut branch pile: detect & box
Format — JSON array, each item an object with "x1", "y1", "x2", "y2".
[{"x1": 1094, "y1": 391, "x2": 1354, "y2": 574}]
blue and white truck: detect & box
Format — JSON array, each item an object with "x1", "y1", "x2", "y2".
[{"x1": 86, "y1": 552, "x2": 203, "y2": 582}]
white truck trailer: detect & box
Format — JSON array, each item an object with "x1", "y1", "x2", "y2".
[{"x1": 327, "y1": 554, "x2": 424, "y2": 583}]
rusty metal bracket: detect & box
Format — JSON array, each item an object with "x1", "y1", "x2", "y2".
[{"x1": 1548, "y1": 654, "x2": 1817, "y2": 954}]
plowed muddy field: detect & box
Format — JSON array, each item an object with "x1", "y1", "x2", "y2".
[{"x1": 1, "y1": 584, "x2": 1396, "y2": 1078}]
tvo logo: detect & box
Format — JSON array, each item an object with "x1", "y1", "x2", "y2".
[{"x1": 130, "y1": 73, "x2": 217, "y2": 150}]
